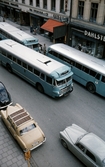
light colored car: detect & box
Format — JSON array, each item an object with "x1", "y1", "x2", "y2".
[
  {"x1": 60, "y1": 124, "x2": 105, "y2": 167},
  {"x1": 0, "y1": 103, "x2": 46, "y2": 152}
]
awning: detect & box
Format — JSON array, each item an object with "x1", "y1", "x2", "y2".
[{"x1": 41, "y1": 19, "x2": 65, "y2": 33}]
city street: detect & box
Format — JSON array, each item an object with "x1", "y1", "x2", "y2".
[{"x1": 0, "y1": 62, "x2": 105, "y2": 167}]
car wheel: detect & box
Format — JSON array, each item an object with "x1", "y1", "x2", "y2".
[
  {"x1": 61, "y1": 139, "x2": 68, "y2": 149},
  {"x1": 36, "y1": 83, "x2": 44, "y2": 93},
  {"x1": 86, "y1": 82, "x2": 96, "y2": 94}
]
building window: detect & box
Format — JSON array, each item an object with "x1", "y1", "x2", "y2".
[
  {"x1": 22, "y1": 0, "x2": 25, "y2": 3},
  {"x1": 36, "y1": 0, "x2": 40, "y2": 7},
  {"x1": 78, "y1": 1, "x2": 84, "y2": 19},
  {"x1": 90, "y1": 3, "x2": 98, "y2": 22},
  {"x1": 30, "y1": 0, "x2": 33, "y2": 5},
  {"x1": 60, "y1": 0, "x2": 64, "y2": 13},
  {"x1": 43, "y1": 0, "x2": 47, "y2": 9},
  {"x1": 51, "y1": 0, "x2": 55, "y2": 11}
]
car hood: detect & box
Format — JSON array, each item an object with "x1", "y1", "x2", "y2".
[
  {"x1": 62, "y1": 124, "x2": 87, "y2": 144},
  {"x1": 20, "y1": 127, "x2": 45, "y2": 149}
]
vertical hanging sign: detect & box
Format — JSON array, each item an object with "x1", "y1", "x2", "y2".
[{"x1": 65, "y1": 0, "x2": 68, "y2": 12}]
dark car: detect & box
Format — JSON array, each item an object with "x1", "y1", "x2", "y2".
[{"x1": 0, "y1": 82, "x2": 12, "y2": 109}]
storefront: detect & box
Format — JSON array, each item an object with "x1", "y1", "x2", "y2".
[{"x1": 68, "y1": 23, "x2": 105, "y2": 59}]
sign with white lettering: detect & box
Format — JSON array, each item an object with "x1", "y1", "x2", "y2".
[{"x1": 84, "y1": 30, "x2": 105, "y2": 42}]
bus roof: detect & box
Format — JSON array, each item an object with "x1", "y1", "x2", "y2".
[
  {"x1": 0, "y1": 39, "x2": 70, "y2": 77},
  {"x1": 48, "y1": 43, "x2": 105, "y2": 75},
  {"x1": 0, "y1": 22, "x2": 38, "y2": 44}
]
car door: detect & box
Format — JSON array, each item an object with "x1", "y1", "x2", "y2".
[{"x1": 72, "y1": 143, "x2": 98, "y2": 167}]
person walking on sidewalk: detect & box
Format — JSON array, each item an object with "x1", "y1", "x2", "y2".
[{"x1": 43, "y1": 44, "x2": 46, "y2": 55}]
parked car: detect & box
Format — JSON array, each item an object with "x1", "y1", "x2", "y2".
[
  {"x1": 0, "y1": 81, "x2": 12, "y2": 109},
  {"x1": 0, "y1": 103, "x2": 46, "y2": 152},
  {"x1": 60, "y1": 124, "x2": 105, "y2": 167}
]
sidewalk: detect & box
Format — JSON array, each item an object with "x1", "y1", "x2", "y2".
[{"x1": 0, "y1": 18, "x2": 52, "y2": 167}]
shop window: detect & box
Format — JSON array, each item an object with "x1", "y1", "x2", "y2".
[
  {"x1": 36, "y1": 0, "x2": 40, "y2": 7},
  {"x1": 51, "y1": 0, "x2": 55, "y2": 11},
  {"x1": 60, "y1": 0, "x2": 64, "y2": 13},
  {"x1": 90, "y1": 3, "x2": 98, "y2": 22},
  {"x1": 78, "y1": 1, "x2": 84, "y2": 19},
  {"x1": 43, "y1": 0, "x2": 47, "y2": 9},
  {"x1": 22, "y1": 0, "x2": 25, "y2": 4},
  {"x1": 30, "y1": 0, "x2": 33, "y2": 5}
]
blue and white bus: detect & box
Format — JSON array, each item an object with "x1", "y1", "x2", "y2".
[
  {"x1": 47, "y1": 43, "x2": 105, "y2": 97},
  {"x1": 0, "y1": 39, "x2": 73, "y2": 98},
  {"x1": 0, "y1": 22, "x2": 39, "y2": 51}
]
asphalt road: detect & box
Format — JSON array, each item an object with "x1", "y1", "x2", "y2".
[{"x1": 0, "y1": 65, "x2": 105, "y2": 167}]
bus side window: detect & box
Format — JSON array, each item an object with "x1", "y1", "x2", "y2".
[
  {"x1": 90, "y1": 70, "x2": 96, "y2": 77},
  {"x1": 75, "y1": 63, "x2": 82, "y2": 69},
  {"x1": 34, "y1": 69, "x2": 40, "y2": 76},
  {"x1": 95, "y1": 73, "x2": 100, "y2": 80},
  {"x1": 22, "y1": 62, "x2": 27, "y2": 69},
  {"x1": 2, "y1": 49, "x2": 6, "y2": 57},
  {"x1": 13, "y1": 57, "x2": 16, "y2": 62},
  {"x1": 28, "y1": 65, "x2": 33, "y2": 72},
  {"x1": 102, "y1": 76, "x2": 105, "y2": 83},
  {"x1": 82, "y1": 66, "x2": 89, "y2": 74},
  {"x1": 70, "y1": 60, "x2": 75, "y2": 66},
  {"x1": 17, "y1": 59, "x2": 21, "y2": 65},
  {"x1": 53, "y1": 51, "x2": 59, "y2": 58},
  {"x1": 7, "y1": 54, "x2": 12, "y2": 60},
  {"x1": 46, "y1": 76, "x2": 52, "y2": 84},
  {"x1": 40, "y1": 73, "x2": 45, "y2": 80}
]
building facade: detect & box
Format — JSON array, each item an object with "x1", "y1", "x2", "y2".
[
  {"x1": 68, "y1": 0, "x2": 105, "y2": 59},
  {"x1": 0, "y1": 0, "x2": 71, "y2": 43}
]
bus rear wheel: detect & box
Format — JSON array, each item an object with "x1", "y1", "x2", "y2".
[
  {"x1": 6, "y1": 64, "x2": 12, "y2": 73},
  {"x1": 36, "y1": 83, "x2": 44, "y2": 93},
  {"x1": 86, "y1": 82, "x2": 96, "y2": 94}
]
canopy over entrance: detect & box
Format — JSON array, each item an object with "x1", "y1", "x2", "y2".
[{"x1": 41, "y1": 19, "x2": 65, "y2": 33}]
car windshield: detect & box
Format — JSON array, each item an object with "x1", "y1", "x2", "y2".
[
  {"x1": 76, "y1": 133, "x2": 88, "y2": 143},
  {"x1": 0, "y1": 89, "x2": 8, "y2": 100},
  {"x1": 20, "y1": 123, "x2": 36, "y2": 135}
]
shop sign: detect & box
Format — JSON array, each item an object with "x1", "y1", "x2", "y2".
[{"x1": 84, "y1": 30, "x2": 105, "y2": 42}]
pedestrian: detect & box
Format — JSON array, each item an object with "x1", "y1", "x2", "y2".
[
  {"x1": 43, "y1": 44, "x2": 46, "y2": 55},
  {"x1": 38, "y1": 44, "x2": 41, "y2": 53}
]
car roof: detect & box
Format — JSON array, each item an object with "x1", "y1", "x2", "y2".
[{"x1": 80, "y1": 133, "x2": 105, "y2": 161}]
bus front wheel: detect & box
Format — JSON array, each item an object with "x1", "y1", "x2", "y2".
[
  {"x1": 86, "y1": 82, "x2": 96, "y2": 94},
  {"x1": 6, "y1": 64, "x2": 12, "y2": 73},
  {"x1": 36, "y1": 83, "x2": 44, "y2": 93}
]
